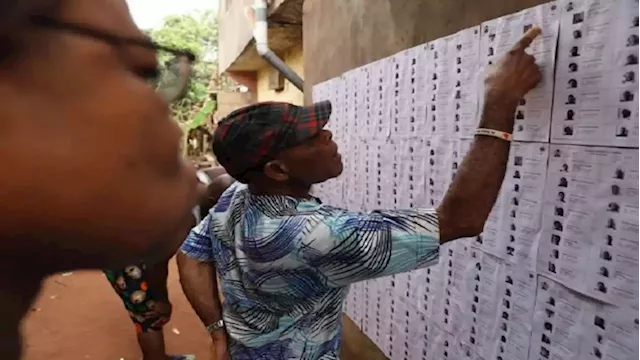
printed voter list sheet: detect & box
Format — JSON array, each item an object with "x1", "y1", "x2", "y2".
[
  {"x1": 370, "y1": 57, "x2": 393, "y2": 140},
  {"x1": 538, "y1": 145, "x2": 639, "y2": 308},
  {"x1": 531, "y1": 277, "x2": 639, "y2": 360},
  {"x1": 463, "y1": 250, "x2": 502, "y2": 359},
  {"x1": 389, "y1": 296, "x2": 429, "y2": 360},
  {"x1": 409, "y1": 43, "x2": 431, "y2": 138},
  {"x1": 389, "y1": 44, "x2": 431, "y2": 139},
  {"x1": 343, "y1": 137, "x2": 365, "y2": 211},
  {"x1": 427, "y1": 26, "x2": 480, "y2": 141},
  {"x1": 447, "y1": 26, "x2": 482, "y2": 140},
  {"x1": 530, "y1": 277, "x2": 589, "y2": 360},
  {"x1": 378, "y1": 139, "x2": 399, "y2": 209},
  {"x1": 390, "y1": 49, "x2": 414, "y2": 138},
  {"x1": 463, "y1": 251, "x2": 537, "y2": 360},
  {"x1": 416, "y1": 253, "x2": 446, "y2": 325},
  {"x1": 395, "y1": 138, "x2": 429, "y2": 209},
  {"x1": 426, "y1": 137, "x2": 457, "y2": 207},
  {"x1": 360, "y1": 138, "x2": 379, "y2": 211},
  {"x1": 551, "y1": 0, "x2": 640, "y2": 146},
  {"x1": 480, "y1": 2, "x2": 560, "y2": 142},
  {"x1": 427, "y1": 37, "x2": 455, "y2": 139},
  {"x1": 500, "y1": 143, "x2": 549, "y2": 269},
  {"x1": 578, "y1": 302, "x2": 639, "y2": 360},
  {"x1": 474, "y1": 142, "x2": 549, "y2": 269},
  {"x1": 438, "y1": 241, "x2": 473, "y2": 335}
]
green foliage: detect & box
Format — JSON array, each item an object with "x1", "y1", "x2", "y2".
[
  {"x1": 145, "y1": 10, "x2": 218, "y2": 123},
  {"x1": 188, "y1": 100, "x2": 216, "y2": 130}
]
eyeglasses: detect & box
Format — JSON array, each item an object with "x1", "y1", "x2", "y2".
[{"x1": 29, "y1": 15, "x2": 196, "y2": 103}]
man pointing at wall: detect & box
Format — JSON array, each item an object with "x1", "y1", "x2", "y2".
[{"x1": 178, "y1": 27, "x2": 543, "y2": 360}]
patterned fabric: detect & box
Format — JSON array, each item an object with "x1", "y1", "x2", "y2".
[
  {"x1": 212, "y1": 101, "x2": 332, "y2": 179},
  {"x1": 104, "y1": 262, "x2": 172, "y2": 333},
  {"x1": 181, "y1": 182, "x2": 440, "y2": 360}
]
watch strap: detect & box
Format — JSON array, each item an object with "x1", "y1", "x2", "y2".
[{"x1": 206, "y1": 319, "x2": 225, "y2": 333}]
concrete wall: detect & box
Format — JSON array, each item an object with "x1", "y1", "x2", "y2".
[
  {"x1": 217, "y1": 0, "x2": 254, "y2": 73},
  {"x1": 215, "y1": 91, "x2": 257, "y2": 122},
  {"x1": 302, "y1": 0, "x2": 549, "y2": 358},
  {"x1": 302, "y1": 0, "x2": 549, "y2": 104},
  {"x1": 218, "y1": 0, "x2": 303, "y2": 73},
  {"x1": 256, "y1": 44, "x2": 304, "y2": 105}
]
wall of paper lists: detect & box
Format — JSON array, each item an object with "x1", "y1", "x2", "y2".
[{"x1": 311, "y1": 1, "x2": 639, "y2": 359}]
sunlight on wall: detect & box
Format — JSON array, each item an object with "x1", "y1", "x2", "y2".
[{"x1": 256, "y1": 44, "x2": 304, "y2": 105}]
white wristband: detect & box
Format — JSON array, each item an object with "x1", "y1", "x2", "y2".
[{"x1": 474, "y1": 128, "x2": 512, "y2": 142}]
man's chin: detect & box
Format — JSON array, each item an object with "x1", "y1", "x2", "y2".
[
  {"x1": 327, "y1": 164, "x2": 344, "y2": 181},
  {"x1": 314, "y1": 168, "x2": 344, "y2": 186}
]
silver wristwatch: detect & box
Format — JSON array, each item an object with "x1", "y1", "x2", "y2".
[{"x1": 206, "y1": 319, "x2": 225, "y2": 334}]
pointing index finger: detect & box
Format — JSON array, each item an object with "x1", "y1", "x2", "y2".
[{"x1": 513, "y1": 26, "x2": 542, "y2": 51}]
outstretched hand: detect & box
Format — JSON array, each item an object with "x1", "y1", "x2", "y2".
[{"x1": 485, "y1": 26, "x2": 543, "y2": 105}]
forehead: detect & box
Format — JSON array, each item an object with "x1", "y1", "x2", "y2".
[{"x1": 63, "y1": 0, "x2": 141, "y2": 38}]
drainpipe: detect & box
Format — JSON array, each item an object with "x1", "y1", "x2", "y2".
[{"x1": 252, "y1": 0, "x2": 304, "y2": 91}]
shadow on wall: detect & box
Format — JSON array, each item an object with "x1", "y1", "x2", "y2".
[
  {"x1": 302, "y1": 0, "x2": 549, "y2": 104},
  {"x1": 340, "y1": 314, "x2": 388, "y2": 360}
]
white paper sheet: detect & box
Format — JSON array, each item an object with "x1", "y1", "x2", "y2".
[
  {"x1": 474, "y1": 142, "x2": 550, "y2": 270},
  {"x1": 370, "y1": 57, "x2": 393, "y2": 140},
  {"x1": 310, "y1": 1, "x2": 639, "y2": 357},
  {"x1": 426, "y1": 26, "x2": 482, "y2": 140},
  {"x1": 550, "y1": 0, "x2": 640, "y2": 146},
  {"x1": 537, "y1": 144, "x2": 639, "y2": 308},
  {"x1": 460, "y1": 251, "x2": 538, "y2": 360},
  {"x1": 480, "y1": 2, "x2": 560, "y2": 142},
  {"x1": 427, "y1": 136, "x2": 457, "y2": 207},
  {"x1": 530, "y1": 277, "x2": 592, "y2": 360}
]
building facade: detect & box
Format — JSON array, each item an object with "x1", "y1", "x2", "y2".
[{"x1": 218, "y1": 0, "x2": 304, "y2": 111}]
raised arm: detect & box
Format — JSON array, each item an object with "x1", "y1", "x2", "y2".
[
  {"x1": 309, "y1": 207, "x2": 440, "y2": 287},
  {"x1": 437, "y1": 27, "x2": 542, "y2": 243},
  {"x1": 309, "y1": 28, "x2": 543, "y2": 287}
]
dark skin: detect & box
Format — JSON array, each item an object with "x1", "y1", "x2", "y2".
[
  {"x1": 136, "y1": 260, "x2": 171, "y2": 360},
  {"x1": 198, "y1": 167, "x2": 231, "y2": 213},
  {"x1": 178, "y1": 27, "x2": 542, "y2": 359},
  {"x1": 177, "y1": 173, "x2": 235, "y2": 360},
  {"x1": 134, "y1": 166, "x2": 229, "y2": 360},
  {"x1": 0, "y1": 1, "x2": 201, "y2": 358}
]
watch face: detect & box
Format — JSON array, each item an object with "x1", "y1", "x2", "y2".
[{"x1": 207, "y1": 319, "x2": 225, "y2": 333}]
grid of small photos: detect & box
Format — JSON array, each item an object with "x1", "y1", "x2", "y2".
[{"x1": 311, "y1": 1, "x2": 639, "y2": 359}]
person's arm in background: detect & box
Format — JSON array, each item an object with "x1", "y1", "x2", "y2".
[
  {"x1": 309, "y1": 27, "x2": 543, "y2": 287},
  {"x1": 437, "y1": 26, "x2": 542, "y2": 243},
  {"x1": 176, "y1": 175, "x2": 235, "y2": 354}
]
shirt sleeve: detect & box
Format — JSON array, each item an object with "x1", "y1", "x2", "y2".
[
  {"x1": 180, "y1": 213, "x2": 215, "y2": 262},
  {"x1": 303, "y1": 208, "x2": 440, "y2": 287}
]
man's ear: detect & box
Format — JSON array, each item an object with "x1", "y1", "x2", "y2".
[{"x1": 263, "y1": 160, "x2": 289, "y2": 182}]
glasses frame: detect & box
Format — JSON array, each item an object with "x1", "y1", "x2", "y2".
[{"x1": 29, "y1": 15, "x2": 196, "y2": 102}]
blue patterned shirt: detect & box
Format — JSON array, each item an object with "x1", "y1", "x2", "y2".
[{"x1": 180, "y1": 182, "x2": 440, "y2": 360}]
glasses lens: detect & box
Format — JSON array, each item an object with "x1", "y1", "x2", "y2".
[{"x1": 154, "y1": 51, "x2": 192, "y2": 103}]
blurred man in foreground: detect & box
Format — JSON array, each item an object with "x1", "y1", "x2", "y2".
[
  {"x1": 0, "y1": 1, "x2": 202, "y2": 358},
  {"x1": 104, "y1": 167, "x2": 232, "y2": 360}
]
